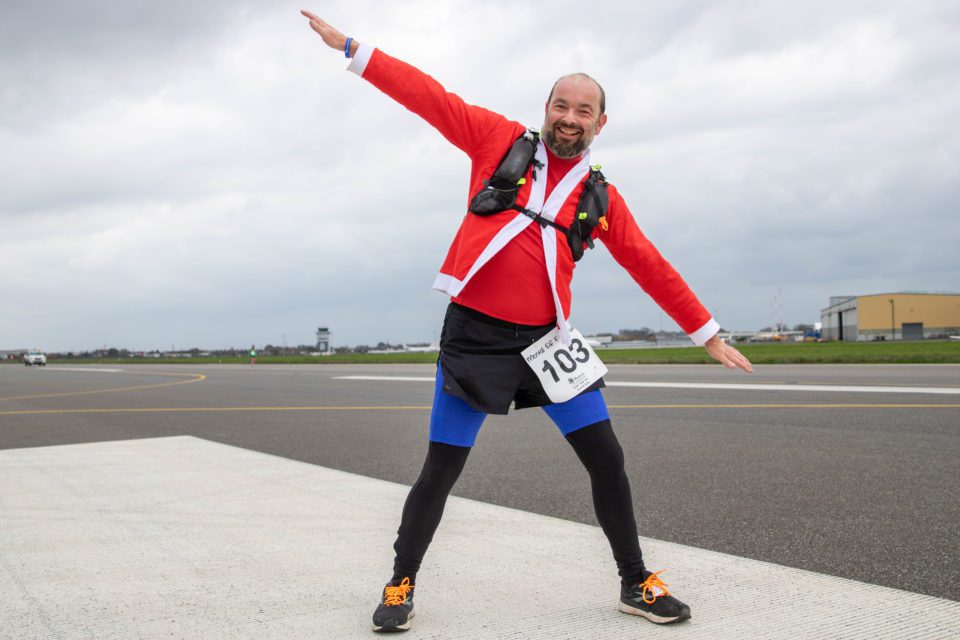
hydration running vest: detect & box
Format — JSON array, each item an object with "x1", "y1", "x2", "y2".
[{"x1": 468, "y1": 129, "x2": 609, "y2": 262}]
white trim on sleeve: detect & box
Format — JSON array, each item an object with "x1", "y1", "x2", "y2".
[
  {"x1": 347, "y1": 43, "x2": 373, "y2": 76},
  {"x1": 689, "y1": 318, "x2": 721, "y2": 346},
  {"x1": 432, "y1": 272, "x2": 461, "y2": 295}
]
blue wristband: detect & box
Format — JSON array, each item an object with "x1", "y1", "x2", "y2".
[{"x1": 344, "y1": 37, "x2": 353, "y2": 58}]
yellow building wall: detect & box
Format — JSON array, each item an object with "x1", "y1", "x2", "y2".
[{"x1": 858, "y1": 294, "x2": 960, "y2": 331}]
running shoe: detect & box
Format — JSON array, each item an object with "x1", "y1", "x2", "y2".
[
  {"x1": 618, "y1": 569, "x2": 691, "y2": 624},
  {"x1": 372, "y1": 577, "x2": 415, "y2": 632}
]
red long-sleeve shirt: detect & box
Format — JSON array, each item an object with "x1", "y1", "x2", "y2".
[{"x1": 348, "y1": 45, "x2": 719, "y2": 343}]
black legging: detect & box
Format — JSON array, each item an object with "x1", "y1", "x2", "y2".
[{"x1": 392, "y1": 419, "x2": 646, "y2": 586}]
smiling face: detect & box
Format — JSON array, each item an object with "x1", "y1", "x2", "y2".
[{"x1": 542, "y1": 74, "x2": 608, "y2": 159}]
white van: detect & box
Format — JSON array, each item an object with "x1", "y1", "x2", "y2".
[{"x1": 23, "y1": 351, "x2": 47, "y2": 366}]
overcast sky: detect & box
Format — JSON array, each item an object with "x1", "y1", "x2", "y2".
[{"x1": 2, "y1": 0, "x2": 958, "y2": 351}]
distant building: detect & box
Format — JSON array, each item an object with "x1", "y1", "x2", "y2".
[
  {"x1": 316, "y1": 327, "x2": 331, "y2": 354},
  {"x1": 820, "y1": 293, "x2": 960, "y2": 341}
]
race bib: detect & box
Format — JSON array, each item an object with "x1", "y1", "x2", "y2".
[{"x1": 522, "y1": 327, "x2": 608, "y2": 403}]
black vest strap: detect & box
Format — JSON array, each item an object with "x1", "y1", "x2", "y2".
[{"x1": 512, "y1": 206, "x2": 569, "y2": 234}]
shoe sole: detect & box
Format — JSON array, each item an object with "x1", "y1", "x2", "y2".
[
  {"x1": 618, "y1": 600, "x2": 691, "y2": 624},
  {"x1": 372, "y1": 609, "x2": 415, "y2": 632}
]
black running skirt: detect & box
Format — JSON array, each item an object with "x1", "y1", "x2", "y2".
[{"x1": 438, "y1": 303, "x2": 604, "y2": 415}]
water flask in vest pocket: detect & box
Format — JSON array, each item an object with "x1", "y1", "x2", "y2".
[
  {"x1": 469, "y1": 181, "x2": 517, "y2": 215},
  {"x1": 567, "y1": 169, "x2": 609, "y2": 262},
  {"x1": 469, "y1": 130, "x2": 539, "y2": 216}
]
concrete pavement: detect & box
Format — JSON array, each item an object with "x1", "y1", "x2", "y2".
[{"x1": 2, "y1": 435, "x2": 958, "y2": 639}]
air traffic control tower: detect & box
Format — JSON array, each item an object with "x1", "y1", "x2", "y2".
[{"x1": 316, "y1": 327, "x2": 331, "y2": 354}]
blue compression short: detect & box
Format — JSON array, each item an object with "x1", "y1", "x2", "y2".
[{"x1": 429, "y1": 366, "x2": 610, "y2": 447}]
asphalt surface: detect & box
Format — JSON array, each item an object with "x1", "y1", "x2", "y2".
[{"x1": 1, "y1": 362, "x2": 958, "y2": 601}]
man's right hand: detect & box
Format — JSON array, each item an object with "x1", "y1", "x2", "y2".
[{"x1": 301, "y1": 9, "x2": 358, "y2": 57}]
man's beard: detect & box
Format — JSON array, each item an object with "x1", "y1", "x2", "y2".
[{"x1": 542, "y1": 123, "x2": 590, "y2": 159}]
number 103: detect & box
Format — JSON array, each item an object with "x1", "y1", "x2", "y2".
[{"x1": 540, "y1": 338, "x2": 591, "y2": 383}]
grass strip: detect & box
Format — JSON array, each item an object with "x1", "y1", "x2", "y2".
[{"x1": 8, "y1": 341, "x2": 960, "y2": 365}]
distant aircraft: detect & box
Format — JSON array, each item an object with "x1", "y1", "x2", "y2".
[{"x1": 403, "y1": 342, "x2": 440, "y2": 353}]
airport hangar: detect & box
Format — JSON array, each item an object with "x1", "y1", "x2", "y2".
[{"x1": 820, "y1": 292, "x2": 960, "y2": 341}]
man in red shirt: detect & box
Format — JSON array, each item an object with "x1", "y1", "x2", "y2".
[{"x1": 303, "y1": 10, "x2": 753, "y2": 633}]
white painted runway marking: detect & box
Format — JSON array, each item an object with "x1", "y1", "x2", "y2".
[
  {"x1": 607, "y1": 381, "x2": 960, "y2": 394},
  {"x1": 44, "y1": 367, "x2": 126, "y2": 373},
  {"x1": 334, "y1": 375, "x2": 960, "y2": 395},
  {"x1": 1, "y1": 436, "x2": 956, "y2": 639},
  {"x1": 336, "y1": 375, "x2": 434, "y2": 382}
]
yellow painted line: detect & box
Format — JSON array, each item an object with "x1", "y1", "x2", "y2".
[
  {"x1": 608, "y1": 403, "x2": 960, "y2": 409},
  {"x1": 1, "y1": 403, "x2": 959, "y2": 416},
  {"x1": 0, "y1": 406, "x2": 429, "y2": 416},
  {"x1": 0, "y1": 372, "x2": 207, "y2": 402}
]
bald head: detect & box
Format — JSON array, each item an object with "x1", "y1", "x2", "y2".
[{"x1": 547, "y1": 73, "x2": 606, "y2": 116}]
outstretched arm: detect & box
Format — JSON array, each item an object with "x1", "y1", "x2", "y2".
[
  {"x1": 299, "y1": 9, "x2": 514, "y2": 157},
  {"x1": 301, "y1": 10, "x2": 358, "y2": 57},
  {"x1": 598, "y1": 188, "x2": 753, "y2": 373}
]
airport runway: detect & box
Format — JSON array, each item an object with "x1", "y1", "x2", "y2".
[{"x1": 1, "y1": 362, "x2": 958, "y2": 603}]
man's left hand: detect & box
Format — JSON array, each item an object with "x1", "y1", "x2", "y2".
[{"x1": 704, "y1": 335, "x2": 753, "y2": 372}]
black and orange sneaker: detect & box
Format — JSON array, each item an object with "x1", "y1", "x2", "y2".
[
  {"x1": 372, "y1": 577, "x2": 415, "y2": 632},
  {"x1": 618, "y1": 569, "x2": 691, "y2": 624}
]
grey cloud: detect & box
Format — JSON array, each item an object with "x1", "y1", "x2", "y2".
[{"x1": 2, "y1": 0, "x2": 959, "y2": 351}]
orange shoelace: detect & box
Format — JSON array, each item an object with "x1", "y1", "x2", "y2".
[
  {"x1": 383, "y1": 577, "x2": 414, "y2": 606},
  {"x1": 639, "y1": 570, "x2": 672, "y2": 604}
]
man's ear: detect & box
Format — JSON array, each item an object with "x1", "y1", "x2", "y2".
[{"x1": 595, "y1": 113, "x2": 608, "y2": 134}]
